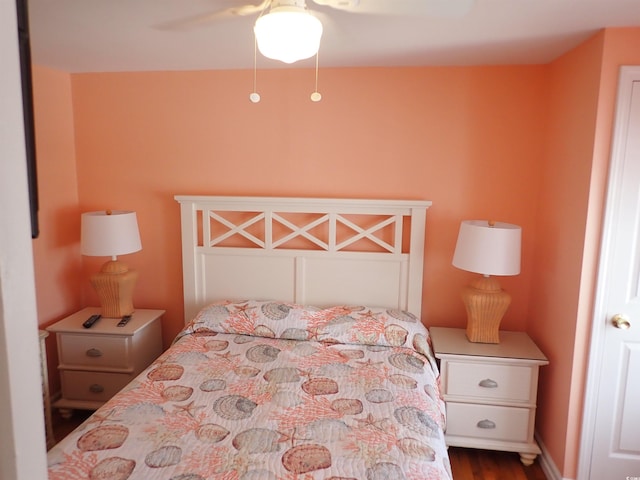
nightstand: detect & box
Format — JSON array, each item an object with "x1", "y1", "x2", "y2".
[
  {"x1": 429, "y1": 327, "x2": 548, "y2": 465},
  {"x1": 47, "y1": 307, "x2": 164, "y2": 418}
]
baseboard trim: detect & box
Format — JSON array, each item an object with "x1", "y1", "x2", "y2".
[{"x1": 536, "y1": 433, "x2": 573, "y2": 480}]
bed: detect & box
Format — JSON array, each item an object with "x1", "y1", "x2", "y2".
[{"x1": 47, "y1": 196, "x2": 452, "y2": 480}]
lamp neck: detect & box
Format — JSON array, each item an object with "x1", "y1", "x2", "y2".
[{"x1": 469, "y1": 275, "x2": 502, "y2": 292}]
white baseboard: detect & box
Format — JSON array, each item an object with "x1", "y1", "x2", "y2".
[{"x1": 536, "y1": 433, "x2": 574, "y2": 480}]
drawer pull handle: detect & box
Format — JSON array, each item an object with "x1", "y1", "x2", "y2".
[
  {"x1": 86, "y1": 348, "x2": 103, "y2": 358},
  {"x1": 89, "y1": 384, "x2": 104, "y2": 394},
  {"x1": 478, "y1": 378, "x2": 498, "y2": 388},
  {"x1": 477, "y1": 419, "x2": 496, "y2": 429}
]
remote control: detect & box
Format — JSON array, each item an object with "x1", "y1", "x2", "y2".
[
  {"x1": 82, "y1": 314, "x2": 101, "y2": 328},
  {"x1": 117, "y1": 315, "x2": 132, "y2": 327}
]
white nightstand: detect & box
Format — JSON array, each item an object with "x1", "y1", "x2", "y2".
[
  {"x1": 429, "y1": 327, "x2": 548, "y2": 465},
  {"x1": 47, "y1": 307, "x2": 164, "y2": 417}
]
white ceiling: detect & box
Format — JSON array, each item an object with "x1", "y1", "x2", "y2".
[{"x1": 27, "y1": 0, "x2": 640, "y2": 73}]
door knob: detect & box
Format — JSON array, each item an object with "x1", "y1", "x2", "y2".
[{"x1": 612, "y1": 314, "x2": 631, "y2": 330}]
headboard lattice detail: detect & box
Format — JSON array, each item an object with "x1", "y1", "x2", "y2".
[{"x1": 206, "y1": 210, "x2": 403, "y2": 253}]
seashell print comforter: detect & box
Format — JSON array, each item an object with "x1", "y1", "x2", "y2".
[{"x1": 47, "y1": 301, "x2": 453, "y2": 480}]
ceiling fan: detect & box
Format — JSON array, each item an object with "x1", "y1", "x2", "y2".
[
  {"x1": 159, "y1": 0, "x2": 475, "y2": 102},
  {"x1": 160, "y1": 0, "x2": 476, "y2": 64},
  {"x1": 259, "y1": 0, "x2": 475, "y2": 63}
]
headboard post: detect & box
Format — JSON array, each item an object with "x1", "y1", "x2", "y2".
[
  {"x1": 178, "y1": 199, "x2": 199, "y2": 320},
  {"x1": 407, "y1": 205, "x2": 427, "y2": 316},
  {"x1": 175, "y1": 196, "x2": 431, "y2": 323}
]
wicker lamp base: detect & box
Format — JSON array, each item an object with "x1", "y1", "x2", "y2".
[
  {"x1": 461, "y1": 275, "x2": 511, "y2": 344},
  {"x1": 90, "y1": 259, "x2": 138, "y2": 318}
]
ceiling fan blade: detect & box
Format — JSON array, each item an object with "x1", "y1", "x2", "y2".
[
  {"x1": 311, "y1": 0, "x2": 475, "y2": 17},
  {"x1": 154, "y1": 1, "x2": 270, "y2": 31},
  {"x1": 230, "y1": 0, "x2": 271, "y2": 16}
]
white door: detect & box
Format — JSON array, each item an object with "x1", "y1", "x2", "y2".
[{"x1": 582, "y1": 66, "x2": 640, "y2": 479}]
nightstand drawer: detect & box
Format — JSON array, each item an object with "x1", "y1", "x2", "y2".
[
  {"x1": 61, "y1": 370, "x2": 134, "y2": 402},
  {"x1": 445, "y1": 361, "x2": 533, "y2": 403},
  {"x1": 59, "y1": 333, "x2": 131, "y2": 370},
  {"x1": 446, "y1": 402, "x2": 530, "y2": 443}
]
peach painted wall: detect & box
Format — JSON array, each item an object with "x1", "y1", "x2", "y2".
[
  {"x1": 31, "y1": 65, "x2": 82, "y2": 395},
  {"x1": 531, "y1": 27, "x2": 640, "y2": 478},
  {"x1": 69, "y1": 66, "x2": 547, "y2": 346}
]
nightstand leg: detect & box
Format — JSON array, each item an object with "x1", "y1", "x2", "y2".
[{"x1": 519, "y1": 452, "x2": 537, "y2": 466}]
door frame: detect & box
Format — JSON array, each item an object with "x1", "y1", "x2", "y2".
[{"x1": 578, "y1": 65, "x2": 640, "y2": 479}]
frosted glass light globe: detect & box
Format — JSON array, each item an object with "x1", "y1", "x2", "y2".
[{"x1": 254, "y1": 7, "x2": 323, "y2": 64}]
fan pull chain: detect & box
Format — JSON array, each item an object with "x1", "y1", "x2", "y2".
[
  {"x1": 249, "y1": 35, "x2": 261, "y2": 103},
  {"x1": 310, "y1": 51, "x2": 322, "y2": 102}
]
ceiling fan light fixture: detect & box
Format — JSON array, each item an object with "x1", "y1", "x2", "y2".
[{"x1": 254, "y1": 6, "x2": 323, "y2": 64}]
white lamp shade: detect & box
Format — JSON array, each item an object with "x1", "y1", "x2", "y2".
[
  {"x1": 254, "y1": 7, "x2": 323, "y2": 64},
  {"x1": 81, "y1": 210, "x2": 142, "y2": 257},
  {"x1": 452, "y1": 220, "x2": 521, "y2": 276}
]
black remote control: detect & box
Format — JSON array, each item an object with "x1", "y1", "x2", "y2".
[
  {"x1": 82, "y1": 314, "x2": 101, "y2": 328},
  {"x1": 117, "y1": 315, "x2": 132, "y2": 327}
]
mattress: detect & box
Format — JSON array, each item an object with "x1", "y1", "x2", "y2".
[{"x1": 47, "y1": 300, "x2": 452, "y2": 479}]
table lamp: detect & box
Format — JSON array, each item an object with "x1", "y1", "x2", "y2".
[
  {"x1": 81, "y1": 210, "x2": 142, "y2": 318},
  {"x1": 452, "y1": 220, "x2": 521, "y2": 343}
]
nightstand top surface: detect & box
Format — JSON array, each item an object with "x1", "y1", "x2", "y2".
[
  {"x1": 429, "y1": 327, "x2": 548, "y2": 362},
  {"x1": 46, "y1": 307, "x2": 165, "y2": 336}
]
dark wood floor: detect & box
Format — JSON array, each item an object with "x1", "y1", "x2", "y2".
[
  {"x1": 51, "y1": 410, "x2": 547, "y2": 479},
  {"x1": 449, "y1": 446, "x2": 547, "y2": 480},
  {"x1": 51, "y1": 408, "x2": 92, "y2": 446}
]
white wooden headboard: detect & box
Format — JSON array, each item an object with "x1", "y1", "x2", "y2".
[{"x1": 175, "y1": 196, "x2": 431, "y2": 323}]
